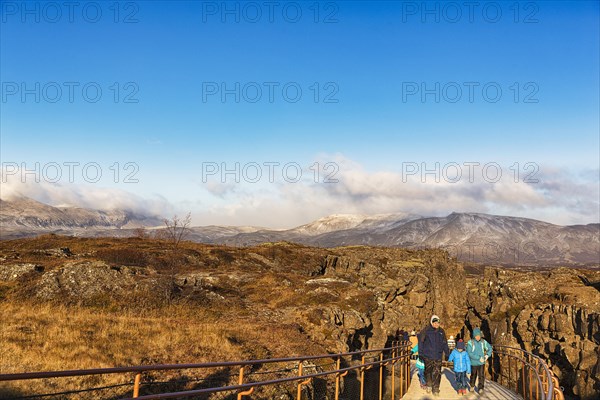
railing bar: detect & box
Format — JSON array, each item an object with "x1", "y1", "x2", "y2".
[
  {"x1": 0, "y1": 345, "x2": 408, "y2": 382},
  {"x1": 494, "y1": 345, "x2": 554, "y2": 400},
  {"x1": 5, "y1": 381, "x2": 135, "y2": 399},
  {"x1": 2, "y1": 343, "x2": 560, "y2": 400},
  {"x1": 121, "y1": 356, "x2": 405, "y2": 400}
]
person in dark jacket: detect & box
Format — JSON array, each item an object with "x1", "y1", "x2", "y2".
[{"x1": 418, "y1": 315, "x2": 450, "y2": 396}]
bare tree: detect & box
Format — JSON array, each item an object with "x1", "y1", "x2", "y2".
[
  {"x1": 161, "y1": 212, "x2": 192, "y2": 304},
  {"x1": 134, "y1": 226, "x2": 148, "y2": 239},
  {"x1": 163, "y1": 212, "x2": 192, "y2": 250}
]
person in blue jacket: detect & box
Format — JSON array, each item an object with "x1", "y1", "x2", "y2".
[
  {"x1": 418, "y1": 315, "x2": 450, "y2": 396},
  {"x1": 448, "y1": 339, "x2": 471, "y2": 395},
  {"x1": 467, "y1": 327, "x2": 493, "y2": 394}
]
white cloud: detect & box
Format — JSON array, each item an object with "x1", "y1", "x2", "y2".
[
  {"x1": 2, "y1": 157, "x2": 598, "y2": 228},
  {"x1": 193, "y1": 157, "x2": 599, "y2": 227},
  {"x1": 0, "y1": 168, "x2": 173, "y2": 217}
]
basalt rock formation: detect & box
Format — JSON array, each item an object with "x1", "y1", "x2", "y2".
[{"x1": 466, "y1": 267, "x2": 600, "y2": 399}]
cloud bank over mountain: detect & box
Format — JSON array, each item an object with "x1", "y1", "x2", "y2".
[
  {"x1": 193, "y1": 157, "x2": 599, "y2": 228},
  {"x1": 2, "y1": 157, "x2": 598, "y2": 228},
  {"x1": 0, "y1": 168, "x2": 173, "y2": 219}
]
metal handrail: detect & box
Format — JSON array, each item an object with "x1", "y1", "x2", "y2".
[
  {"x1": 493, "y1": 349, "x2": 544, "y2": 399},
  {"x1": 0, "y1": 341, "x2": 564, "y2": 400},
  {"x1": 0, "y1": 343, "x2": 406, "y2": 382},
  {"x1": 0, "y1": 342, "x2": 414, "y2": 399},
  {"x1": 125, "y1": 353, "x2": 412, "y2": 400},
  {"x1": 492, "y1": 344, "x2": 563, "y2": 400}
]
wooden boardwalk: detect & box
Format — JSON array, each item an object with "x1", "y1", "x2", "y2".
[{"x1": 402, "y1": 366, "x2": 522, "y2": 400}]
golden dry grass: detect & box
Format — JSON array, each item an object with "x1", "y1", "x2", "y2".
[
  {"x1": 0, "y1": 235, "x2": 440, "y2": 398},
  {"x1": 0, "y1": 301, "x2": 326, "y2": 398}
]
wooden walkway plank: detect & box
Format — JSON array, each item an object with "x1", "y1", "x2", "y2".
[{"x1": 402, "y1": 366, "x2": 522, "y2": 400}]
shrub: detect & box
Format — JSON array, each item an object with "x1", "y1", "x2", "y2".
[{"x1": 95, "y1": 248, "x2": 148, "y2": 266}]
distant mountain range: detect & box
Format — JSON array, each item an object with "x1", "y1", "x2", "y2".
[
  {"x1": 1, "y1": 197, "x2": 598, "y2": 266},
  {"x1": 216, "y1": 213, "x2": 600, "y2": 265},
  {"x1": 0, "y1": 197, "x2": 162, "y2": 234}
]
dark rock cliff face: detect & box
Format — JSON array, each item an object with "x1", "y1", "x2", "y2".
[
  {"x1": 466, "y1": 267, "x2": 600, "y2": 400},
  {"x1": 288, "y1": 248, "x2": 467, "y2": 353},
  {"x1": 1, "y1": 241, "x2": 598, "y2": 398}
]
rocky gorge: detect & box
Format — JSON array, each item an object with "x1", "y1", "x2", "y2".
[{"x1": 0, "y1": 236, "x2": 598, "y2": 399}]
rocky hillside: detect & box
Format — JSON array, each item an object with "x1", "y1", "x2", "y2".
[
  {"x1": 0, "y1": 197, "x2": 162, "y2": 234},
  {"x1": 223, "y1": 212, "x2": 600, "y2": 266},
  {"x1": 1, "y1": 236, "x2": 598, "y2": 398},
  {"x1": 0, "y1": 237, "x2": 467, "y2": 352}
]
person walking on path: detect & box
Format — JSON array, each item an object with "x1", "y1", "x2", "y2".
[
  {"x1": 467, "y1": 327, "x2": 493, "y2": 394},
  {"x1": 448, "y1": 339, "x2": 471, "y2": 395},
  {"x1": 448, "y1": 335, "x2": 456, "y2": 351},
  {"x1": 410, "y1": 343, "x2": 427, "y2": 389},
  {"x1": 395, "y1": 328, "x2": 404, "y2": 342},
  {"x1": 409, "y1": 330, "x2": 418, "y2": 358},
  {"x1": 418, "y1": 315, "x2": 450, "y2": 397}
]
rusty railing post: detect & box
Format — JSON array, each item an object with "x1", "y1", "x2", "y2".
[
  {"x1": 543, "y1": 364, "x2": 552, "y2": 400},
  {"x1": 335, "y1": 357, "x2": 341, "y2": 400},
  {"x1": 399, "y1": 348, "x2": 404, "y2": 398},
  {"x1": 360, "y1": 355, "x2": 366, "y2": 400},
  {"x1": 516, "y1": 351, "x2": 520, "y2": 393},
  {"x1": 297, "y1": 362, "x2": 303, "y2": 400},
  {"x1": 133, "y1": 372, "x2": 141, "y2": 398},
  {"x1": 379, "y1": 353, "x2": 384, "y2": 400},
  {"x1": 335, "y1": 356, "x2": 349, "y2": 400},
  {"x1": 407, "y1": 345, "x2": 411, "y2": 388},
  {"x1": 528, "y1": 364, "x2": 533, "y2": 400},
  {"x1": 495, "y1": 353, "x2": 499, "y2": 386},
  {"x1": 535, "y1": 359, "x2": 540, "y2": 400},
  {"x1": 552, "y1": 375, "x2": 563, "y2": 400},
  {"x1": 508, "y1": 353, "x2": 512, "y2": 391},
  {"x1": 296, "y1": 361, "x2": 312, "y2": 400},
  {"x1": 496, "y1": 352, "x2": 500, "y2": 384},
  {"x1": 522, "y1": 359, "x2": 526, "y2": 399},
  {"x1": 542, "y1": 363, "x2": 548, "y2": 398},
  {"x1": 237, "y1": 365, "x2": 254, "y2": 400},
  {"x1": 503, "y1": 353, "x2": 507, "y2": 388},
  {"x1": 407, "y1": 345, "x2": 411, "y2": 389},
  {"x1": 391, "y1": 344, "x2": 396, "y2": 400}
]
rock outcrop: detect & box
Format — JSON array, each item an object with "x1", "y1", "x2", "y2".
[{"x1": 467, "y1": 267, "x2": 600, "y2": 399}]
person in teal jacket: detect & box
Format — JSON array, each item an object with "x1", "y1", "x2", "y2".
[
  {"x1": 411, "y1": 344, "x2": 427, "y2": 389},
  {"x1": 466, "y1": 327, "x2": 493, "y2": 394},
  {"x1": 448, "y1": 339, "x2": 471, "y2": 395}
]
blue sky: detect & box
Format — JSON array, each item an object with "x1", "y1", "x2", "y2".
[{"x1": 1, "y1": 1, "x2": 599, "y2": 227}]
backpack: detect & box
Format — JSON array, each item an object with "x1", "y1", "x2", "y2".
[{"x1": 469, "y1": 339, "x2": 489, "y2": 353}]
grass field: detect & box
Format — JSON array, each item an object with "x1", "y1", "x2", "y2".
[{"x1": 0, "y1": 300, "x2": 326, "y2": 398}]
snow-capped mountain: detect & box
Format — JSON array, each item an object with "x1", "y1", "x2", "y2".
[
  {"x1": 289, "y1": 213, "x2": 420, "y2": 235},
  {"x1": 1, "y1": 197, "x2": 598, "y2": 265},
  {"x1": 220, "y1": 212, "x2": 599, "y2": 265}
]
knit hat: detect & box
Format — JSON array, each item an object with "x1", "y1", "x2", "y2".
[
  {"x1": 473, "y1": 327, "x2": 482, "y2": 337},
  {"x1": 410, "y1": 331, "x2": 416, "y2": 336},
  {"x1": 456, "y1": 339, "x2": 465, "y2": 350},
  {"x1": 431, "y1": 315, "x2": 440, "y2": 324}
]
